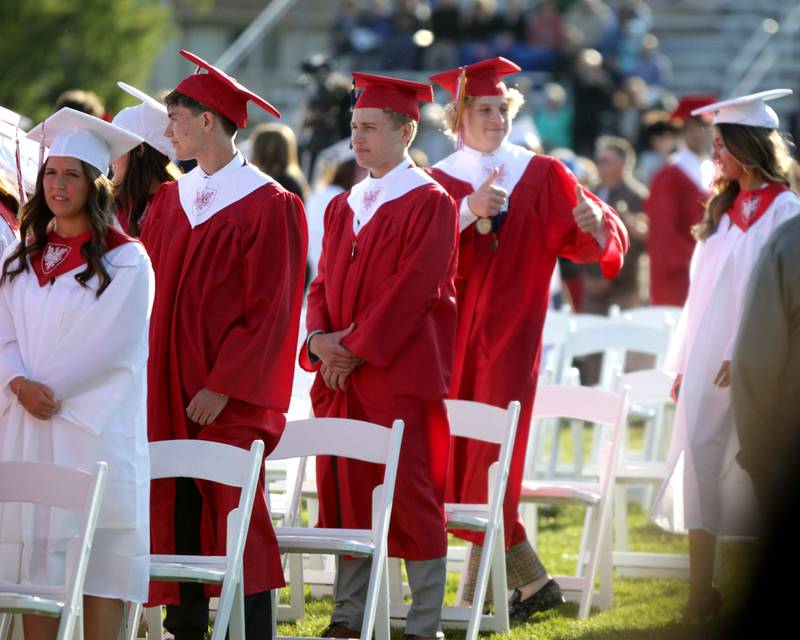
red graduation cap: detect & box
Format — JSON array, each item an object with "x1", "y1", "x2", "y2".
[
  {"x1": 429, "y1": 57, "x2": 521, "y2": 100},
  {"x1": 174, "y1": 50, "x2": 280, "y2": 129},
  {"x1": 670, "y1": 95, "x2": 717, "y2": 125},
  {"x1": 353, "y1": 72, "x2": 434, "y2": 122}
]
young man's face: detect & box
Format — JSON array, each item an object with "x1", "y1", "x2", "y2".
[
  {"x1": 350, "y1": 108, "x2": 410, "y2": 177},
  {"x1": 165, "y1": 104, "x2": 206, "y2": 161},
  {"x1": 462, "y1": 95, "x2": 511, "y2": 153}
]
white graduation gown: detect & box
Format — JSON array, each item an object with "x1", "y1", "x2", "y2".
[
  {"x1": 651, "y1": 190, "x2": 800, "y2": 536},
  {"x1": 0, "y1": 241, "x2": 153, "y2": 602}
]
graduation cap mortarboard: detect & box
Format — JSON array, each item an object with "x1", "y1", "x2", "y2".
[
  {"x1": 429, "y1": 57, "x2": 522, "y2": 100},
  {"x1": 113, "y1": 82, "x2": 174, "y2": 160},
  {"x1": 352, "y1": 72, "x2": 434, "y2": 122},
  {"x1": 691, "y1": 89, "x2": 793, "y2": 129},
  {"x1": 27, "y1": 107, "x2": 143, "y2": 176},
  {"x1": 174, "y1": 49, "x2": 281, "y2": 129}
]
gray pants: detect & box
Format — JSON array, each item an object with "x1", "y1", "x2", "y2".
[{"x1": 332, "y1": 555, "x2": 446, "y2": 638}]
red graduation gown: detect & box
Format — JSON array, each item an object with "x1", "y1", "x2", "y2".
[
  {"x1": 141, "y1": 180, "x2": 307, "y2": 600},
  {"x1": 645, "y1": 163, "x2": 707, "y2": 306},
  {"x1": 300, "y1": 183, "x2": 458, "y2": 560},
  {"x1": 429, "y1": 155, "x2": 628, "y2": 548}
]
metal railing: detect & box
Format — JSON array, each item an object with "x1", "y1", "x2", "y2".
[{"x1": 214, "y1": 0, "x2": 298, "y2": 72}]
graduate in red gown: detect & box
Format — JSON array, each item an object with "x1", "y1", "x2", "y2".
[
  {"x1": 141, "y1": 50, "x2": 307, "y2": 640},
  {"x1": 646, "y1": 96, "x2": 715, "y2": 306},
  {"x1": 427, "y1": 57, "x2": 629, "y2": 620},
  {"x1": 300, "y1": 73, "x2": 458, "y2": 640}
]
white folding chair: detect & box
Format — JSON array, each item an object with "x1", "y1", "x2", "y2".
[
  {"x1": 621, "y1": 306, "x2": 681, "y2": 332},
  {"x1": 609, "y1": 369, "x2": 689, "y2": 579},
  {"x1": 388, "y1": 400, "x2": 520, "y2": 640},
  {"x1": 129, "y1": 439, "x2": 265, "y2": 640},
  {"x1": 0, "y1": 461, "x2": 107, "y2": 640},
  {"x1": 269, "y1": 417, "x2": 404, "y2": 640},
  {"x1": 520, "y1": 385, "x2": 630, "y2": 618}
]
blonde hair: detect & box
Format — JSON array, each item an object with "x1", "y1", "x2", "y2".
[
  {"x1": 441, "y1": 88, "x2": 525, "y2": 139},
  {"x1": 693, "y1": 124, "x2": 795, "y2": 241}
]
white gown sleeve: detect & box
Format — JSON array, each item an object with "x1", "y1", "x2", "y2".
[
  {"x1": 42, "y1": 244, "x2": 154, "y2": 434},
  {"x1": 0, "y1": 242, "x2": 26, "y2": 395}
]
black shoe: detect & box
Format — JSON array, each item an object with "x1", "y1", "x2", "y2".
[
  {"x1": 509, "y1": 579, "x2": 566, "y2": 621},
  {"x1": 321, "y1": 621, "x2": 360, "y2": 638}
]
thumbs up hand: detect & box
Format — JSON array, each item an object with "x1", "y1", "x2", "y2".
[
  {"x1": 467, "y1": 167, "x2": 508, "y2": 219},
  {"x1": 572, "y1": 184, "x2": 604, "y2": 235}
]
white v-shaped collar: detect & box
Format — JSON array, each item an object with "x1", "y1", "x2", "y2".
[
  {"x1": 178, "y1": 151, "x2": 274, "y2": 228},
  {"x1": 433, "y1": 141, "x2": 534, "y2": 196},
  {"x1": 671, "y1": 146, "x2": 714, "y2": 192},
  {"x1": 347, "y1": 157, "x2": 436, "y2": 235}
]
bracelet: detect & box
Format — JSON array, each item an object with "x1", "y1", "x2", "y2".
[{"x1": 11, "y1": 378, "x2": 26, "y2": 397}]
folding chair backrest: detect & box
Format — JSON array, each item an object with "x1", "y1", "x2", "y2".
[
  {"x1": 616, "y1": 369, "x2": 674, "y2": 404},
  {"x1": 268, "y1": 418, "x2": 404, "y2": 545},
  {"x1": 532, "y1": 385, "x2": 630, "y2": 490},
  {"x1": 149, "y1": 439, "x2": 262, "y2": 488},
  {"x1": 622, "y1": 306, "x2": 681, "y2": 330},
  {"x1": 0, "y1": 461, "x2": 100, "y2": 511},
  {"x1": 445, "y1": 399, "x2": 521, "y2": 528},
  {"x1": 269, "y1": 418, "x2": 401, "y2": 465},
  {"x1": 0, "y1": 461, "x2": 107, "y2": 640}
]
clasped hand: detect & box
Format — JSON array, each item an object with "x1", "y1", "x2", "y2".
[
  {"x1": 310, "y1": 324, "x2": 361, "y2": 391},
  {"x1": 12, "y1": 377, "x2": 59, "y2": 420}
]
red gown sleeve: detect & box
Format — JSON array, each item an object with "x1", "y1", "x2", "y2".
[
  {"x1": 545, "y1": 159, "x2": 629, "y2": 278},
  {"x1": 206, "y1": 191, "x2": 308, "y2": 408},
  {"x1": 299, "y1": 196, "x2": 341, "y2": 372},
  {"x1": 342, "y1": 189, "x2": 458, "y2": 368}
]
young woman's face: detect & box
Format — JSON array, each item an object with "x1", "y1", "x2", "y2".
[
  {"x1": 43, "y1": 157, "x2": 91, "y2": 220},
  {"x1": 462, "y1": 95, "x2": 512, "y2": 153},
  {"x1": 711, "y1": 126, "x2": 745, "y2": 183}
]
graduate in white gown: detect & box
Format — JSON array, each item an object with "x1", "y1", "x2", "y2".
[
  {"x1": 0, "y1": 107, "x2": 152, "y2": 639},
  {"x1": 651, "y1": 89, "x2": 800, "y2": 622}
]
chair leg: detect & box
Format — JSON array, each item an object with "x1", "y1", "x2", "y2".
[
  {"x1": 597, "y1": 514, "x2": 614, "y2": 611},
  {"x1": 454, "y1": 543, "x2": 471, "y2": 605},
  {"x1": 226, "y1": 582, "x2": 245, "y2": 640},
  {"x1": 144, "y1": 606, "x2": 163, "y2": 640},
  {"x1": 490, "y1": 529, "x2": 509, "y2": 634},
  {"x1": 613, "y1": 484, "x2": 628, "y2": 552},
  {"x1": 12, "y1": 615, "x2": 22, "y2": 640},
  {"x1": 286, "y1": 552, "x2": 305, "y2": 622},
  {"x1": 0, "y1": 614, "x2": 10, "y2": 640},
  {"x1": 373, "y1": 557, "x2": 391, "y2": 640},
  {"x1": 388, "y1": 557, "x2": 404, "y2": 606},
  {"x1": 124, "y1": 602, "x2": 142, "y2": 640},
  {"x1": 271, "y1": 590, "x2": 278, "y2": 639}
]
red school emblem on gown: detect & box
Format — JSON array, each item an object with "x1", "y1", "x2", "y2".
[
  {"x1": 194, "y1": 187, "x2": 217, "y2": 212},
  {"x1": 362, "y1": 187, "x2": 382, "y2": 212}
]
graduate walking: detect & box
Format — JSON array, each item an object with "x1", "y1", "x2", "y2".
[
  {"x1": 651, "y1": 89, "x2": 800, "y2": 621},
  {"x1": 427, "y1": 57, "x2": 629, "y2": 620}
]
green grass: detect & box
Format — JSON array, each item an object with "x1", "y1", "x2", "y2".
[
  {"x1": 253, "y1": 421, "x2": 751, "y2": 639},
  {"x1": 275, "y1": 504, "x2": 756, "y2": 639}
]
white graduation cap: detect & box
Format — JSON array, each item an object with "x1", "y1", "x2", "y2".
[
  {"x1": 27, "y1": 107, "x2": 143, "y2": 176},
  {"x1": 691, "y1": 89, "x2": 793, "y2": 129},
  {"x1": 0, "y1": 105, "x2": 42, "y2": 200},
  {"x1": 112, "y1": 82, "x2": 174, "y2": 160}
]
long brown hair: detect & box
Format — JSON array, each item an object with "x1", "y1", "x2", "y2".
[
  {"x1": 250, "y1": 123, "x2": 310, "y2": 201},
  {"x1": 1, "y1": 158, "x2": 117, "y2": 296},
  {"x1": 114, "y1": 142, "x2": 179, "y2": 237},
  {"x1": 693, "y1": 123, "x2": 795, "y2": 240}
]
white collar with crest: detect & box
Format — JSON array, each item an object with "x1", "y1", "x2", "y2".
[
  {"x1": 433, "y1": 140, "x2": 535, "y2": 196},
  {"x1": 178, "y1": 151, "x2": 274, "y2": 228},
  {"x1": 347, "y1": 156, "x2": 436, "y2": 235}
]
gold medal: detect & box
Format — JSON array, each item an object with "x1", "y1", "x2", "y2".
[{"x1": 476, "y1": 218, "x2": 492, "y2": 235}]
